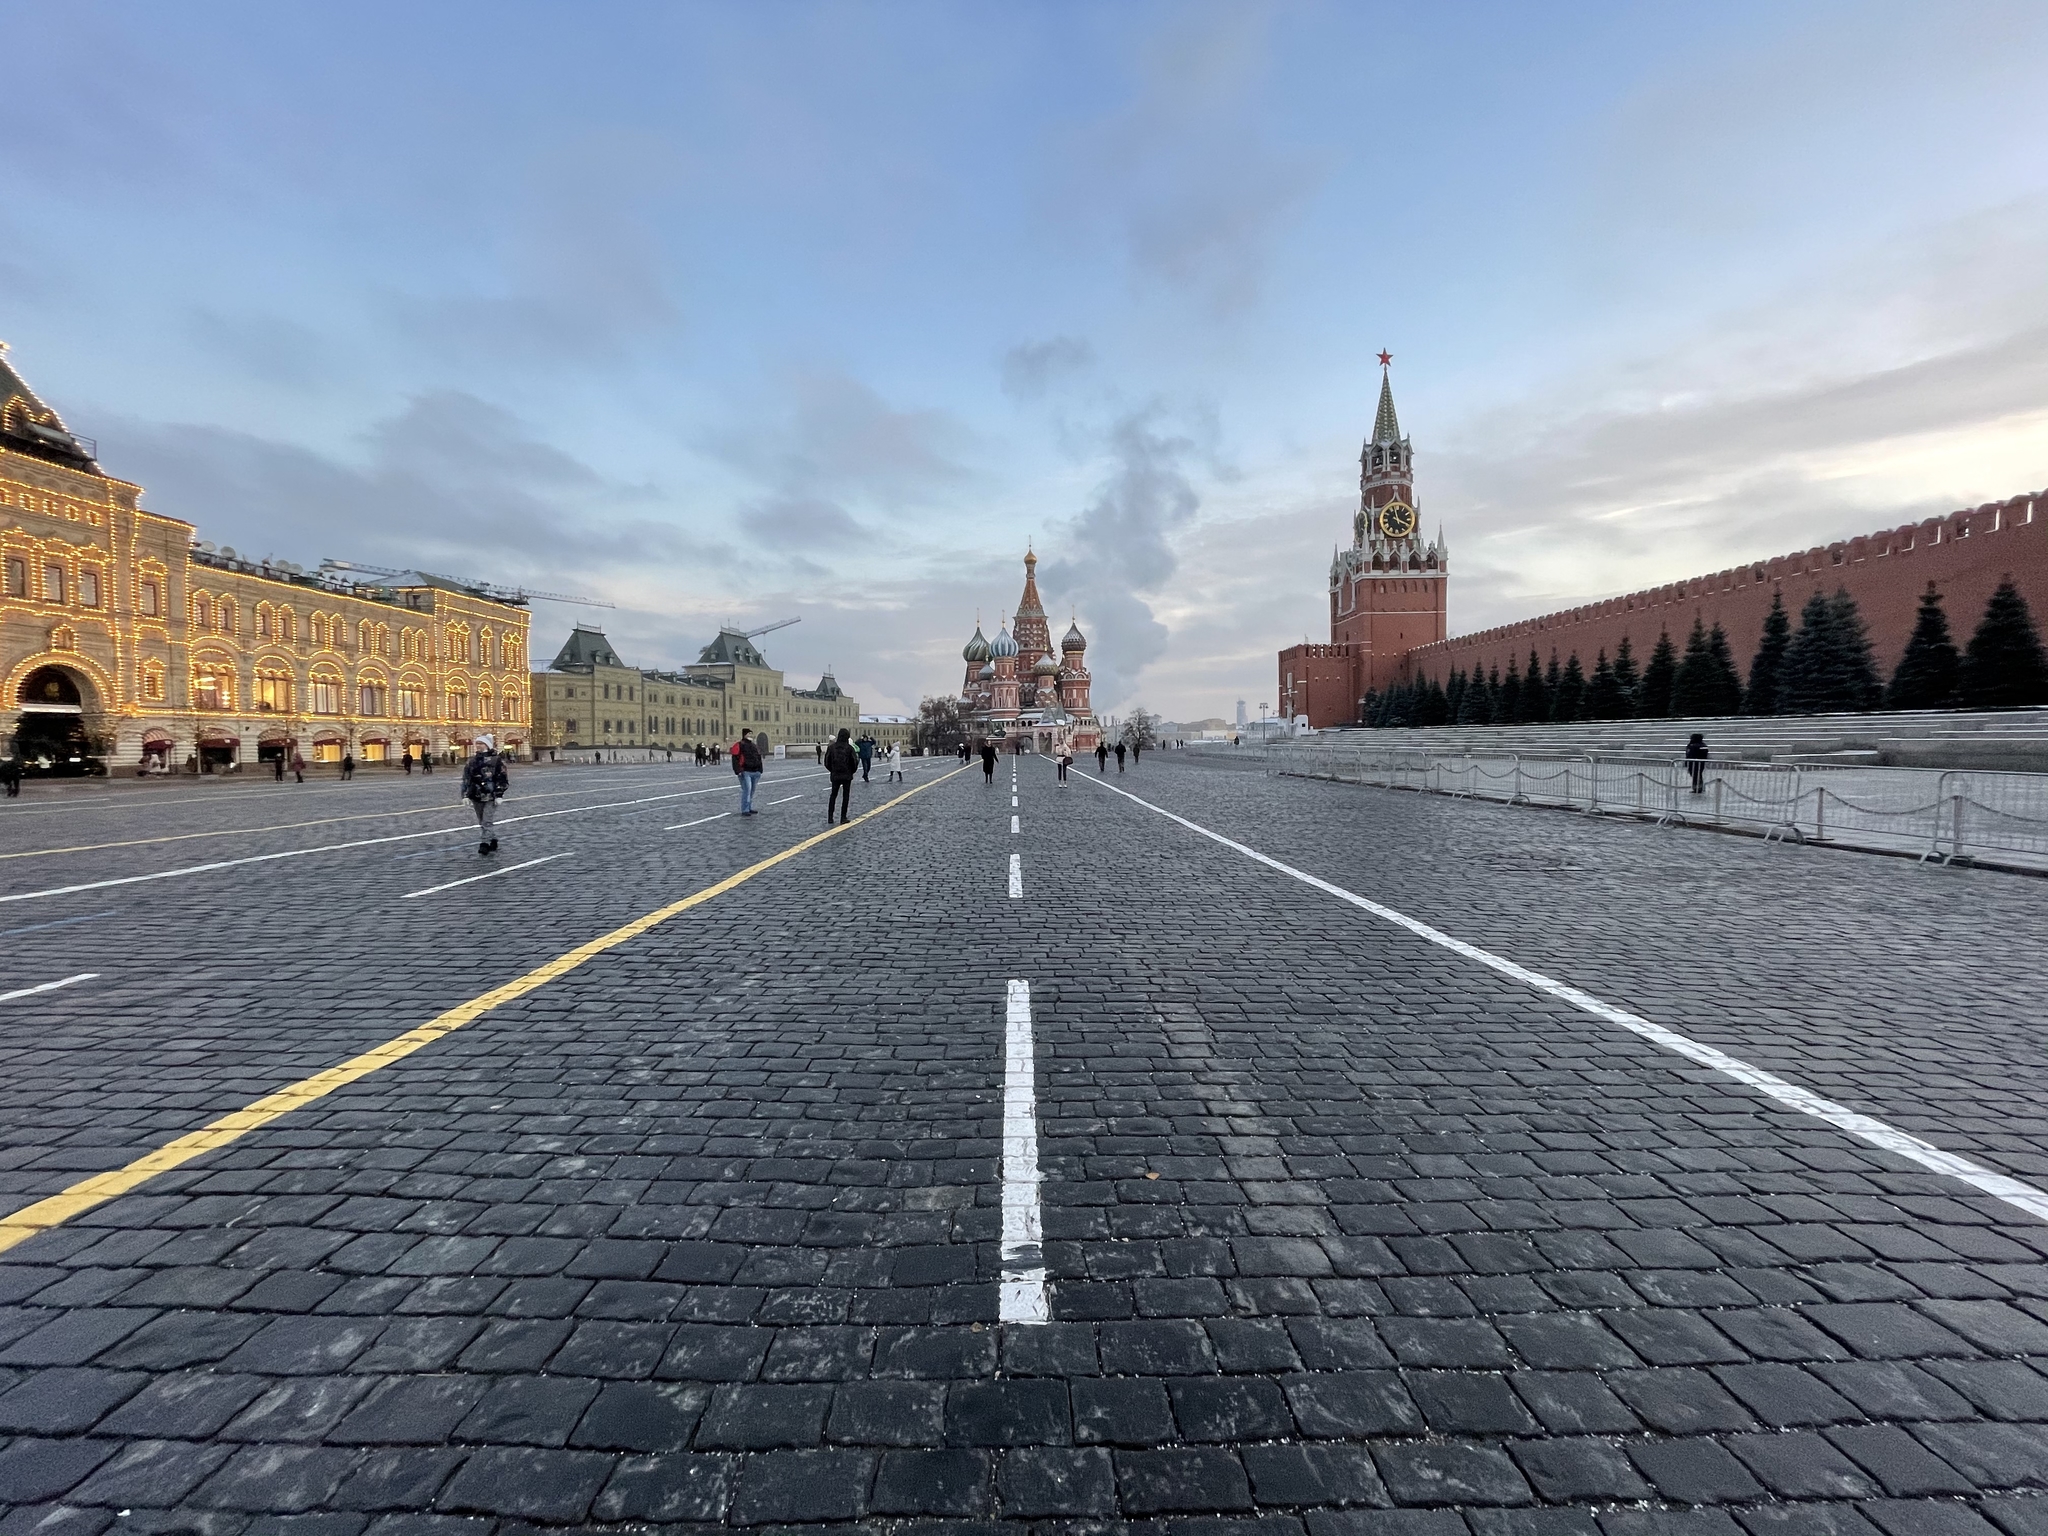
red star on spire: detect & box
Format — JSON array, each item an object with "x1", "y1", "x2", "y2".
[{"x1": 1376, "y1": 350, "x2": 1392, "y2": 368}]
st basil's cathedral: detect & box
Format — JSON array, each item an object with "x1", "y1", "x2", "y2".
[{"x1": 958, "y1": 550, "x2": 1102, "y2": 751}]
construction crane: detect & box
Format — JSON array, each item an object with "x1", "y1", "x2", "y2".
[
  {"x1": 743, "y1": 617, "x2": 800, "y2": 639},
  {"x1": 317, "y1": 559, "x2": 615, "y2": 608}
]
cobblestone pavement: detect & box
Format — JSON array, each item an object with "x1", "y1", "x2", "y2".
[{"x1": 0, "y1": 751, "x2": 2045, "y2": 1535}]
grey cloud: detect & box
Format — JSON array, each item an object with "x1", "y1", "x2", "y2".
[
  {"x1": 105, "y1": 391, "x2": 724, "y2": 589},
  {"x1": 1001, "y1": 336, "x2": 1094, "y2": 400},
  {"x1": 186, "y1": 309, "x2": 332, "y2": 390},
  {"x1": 744, "y1": 495, "x2": 870, "y2": 551},
  {"x1": 1052, "y1": 4, "x2": 1321, "y2": 313},
  {"x1": 703, "y1": 368, "x2": 975, "y2": 508},
  {"x1": 1041, "y1": 404, "x2": 1207, "y2": 708}
]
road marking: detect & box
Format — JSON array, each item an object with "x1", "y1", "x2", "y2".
[
  {"x1": 765, "y1": 794, "x2": 804, "y2": 806},
  {"x1": 0, "y1": 777, "x2": 826, "y2": 906},
  {"x1": 1008, "y1": 853, "x2": 1023, "y2": 898},
  {"x1": 1083, "y1": 774, "x2": 2048, "y2": 1227},
  {"x1": 1001, "y1": 977, "x2": 1049, "y2": 1324},
  {"x1": 0, "y1": 765, "x2": 968, "y2": 1254},
  {"x1": 664, "y1": 813, "x2": 731, "y2": 831},
  {"x1": 401, "y1": 853, "x2": 570, "y2": 900},
  {"x1": 1011, "y1": 815, "x2": 1020, "y2": 834},
  {"x1": 0, "y1": 910, "x2": 118, "y2": 939},
  {"x1": 0, "y1": 974, "x2": 98, "y2": 1005},
  {"x1": 0, "y1": 772, "x2": 733, "y2": 861},
  {"x1": 1011, "y1": 796, "x2": 1019, "y2": 808}
]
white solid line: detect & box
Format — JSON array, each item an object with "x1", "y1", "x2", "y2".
[
  {"x1": 664, "y1": 813, "x2": 731, "y2": 831},
  {"x1": 0, "y1": 973, "x2": 98, "y2": 1004},
  {"x1": 765, "y1": 794, "x2": 804, "y2": 805},
  {"x1": 1008, "y1": 852, "x2": 1023, "y2": 899},
  {"x1": 1000, "y1": 978, "x2": 1049, "y2": 1324},
  {"x1": 0, "y1": 776, "x2": 824, "y2": 906},
  {"x1": 1081, "y1": 773, "x2": 2048, "y2": 1227},
  {"x1": 400, "y1": 852, "x2": 570, "y2": 900},
  {"x1": 1012, "y1": 815, "x2": 1020, "y2": 834}
]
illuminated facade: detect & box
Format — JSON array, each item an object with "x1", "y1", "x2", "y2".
[{"x1": 1, "y1": 346, "x2": 531, "y2": 771}]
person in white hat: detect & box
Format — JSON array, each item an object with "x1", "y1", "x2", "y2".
[{"x1": 460, "y1": 734, "x2": 509, "y2": 855}]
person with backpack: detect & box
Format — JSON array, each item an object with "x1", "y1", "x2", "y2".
[
  {"x1": 461, "y1": 734, "x2": 509, "y2": 855},
  {"x1": 732, "y1": 727, "x2": 764, "y2": 815},
  {"x1": 824, "y1": 727, "x2": 858, "y2": 824}
]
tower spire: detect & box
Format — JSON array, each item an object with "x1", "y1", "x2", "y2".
[{"x1": 1371, "y1": 356, "x2": 1401, "y2": 447}]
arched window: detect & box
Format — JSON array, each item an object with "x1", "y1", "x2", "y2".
[
  {"x1": 312, "y1": 615, "x2": 328, "y2": 647},
  {"x1": 479, "y1": 628, "x2": 495, "y2": 669},
  {"x1": 448, "y1": 686, "x2": 470, "y2": 720},
  {"x1": 218, "y1": 598, "x2": 236, "y2": 635},
  {"x1": 192, "y1": 593, "x2": 212, "y2": 631},
  {"x1": 256, "y1": 604, "x2": 272, "y2": 638},
  {"x1": 192, "y1": 664, "x2": 232, "y2": 711}
]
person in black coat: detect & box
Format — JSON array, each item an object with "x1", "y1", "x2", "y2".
[
  {"x1": 824, "y1": 728, "x2": 858, "y2": 824},
  {"x1": 1685, "y1": 733, "x2": 1709, "y2": 794},
  {"x1": 980, "y1": 741, "x2": 998, "y2": 784}
]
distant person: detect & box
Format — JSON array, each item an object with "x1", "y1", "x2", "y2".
[
  {"x1": 1053, "y1": 729, "x2": 1073, "y2": 786},
  {"x1": 1131, "y1": 741, "x2": 1142, "y2": 768},
  {"x1": 980, "y1": 741, "x2": 997, "y2": 785},
  {"x1": 733, "y1": 727, "x2": 763, "y2": 815},
  {"x1": 272, "y1": 753, "x2": 286, "y2": 782},
  {"x1": 825, "y1": 727, "x2": 857, "y2": 824},
  {"x1": 461, "y1": 734, "x2": 508, "y2": 855},
  {"x1": 341, "y1": 752, "x2": 355, "y2": 781},
  {"x1": 1096, "y1": 741, "x2": 1109, "y2": 774},
  {"x1": 1685, "y1": 732, "x2": 1709, "y2": 794},
  {"x1": 857, "y1": 734, "x2": 875, "y2": 782},
  {"x1": 291, "y1": 750, "x2": 306, "y2": 784},
  {"x1": 0, "y1": 754, "x2": 21, "y2": 798},
  {"x1": 815, "y1": 742, "x2": 823, "y2": 764},
  {"x1": 885, "y1": 742, "x2": 904, "y2": 783},
  {"x1": 1114, "y1": 741, "x2": 1126, "y2": 772},
  {"x1": 402, "y1": 750, "x2": 413, "y2": 775},
  {"x1": 959, "y1": 742, "x2": 970, "y2": 764}
]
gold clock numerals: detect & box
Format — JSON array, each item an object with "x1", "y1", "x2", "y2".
[{"x1": 1378, "y1": 501, "x2": 1416, "y2": 539}]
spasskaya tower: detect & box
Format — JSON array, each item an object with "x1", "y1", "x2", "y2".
[{"x1": 1276, "y1": 356, "x2": 1449, "y2": 726}]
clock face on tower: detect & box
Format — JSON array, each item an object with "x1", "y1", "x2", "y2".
[{"x1": 1378, "y1": 501, "x2": 1417, "y2": 539}]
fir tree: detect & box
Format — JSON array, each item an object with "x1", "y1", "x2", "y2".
[
  {"x1": 1421, "y1": 676, "x2": 1451, "y2": 726},
  {"x1": 1669, "y1": 615, "x2": 1717, "y2": 717},
  {"x1": 1361, "y1": 689, "x2": 1382, "y2": 727},
  {"x1": 1519, "y1": 648, "x2": 1550, "y2": 723},
  {"x1": 1742, "y1": 592, "x2": 1790, "y2": 715},
  {"x1": 1959, "y1": 577, "x2": 2048, "y2": 708},
  {"x1": 1444, "y1": 669, "x2": 1467, "y2": 722},
  {"x1": 1456, "y1": 669, "x2": 1492, "y2": 724},
  {"x1": 1584, "y1": 649, "x2": 1623, "y2": 719},
  {"x1": 1612, "y1": 636, "x2": 1641, "y2": 715},
  {"x1": 1887, "y1": 581, "x2": 1960, "y2": 710},
  {"x1": 1779, "y1": 587, "x2": 1881, "y2": 713},
  {"x1": 1638, "y1": 630, "x2": 1678, "y2": 718},
  {"x1": 1705, "y1": 623, "x2": 1743, "y2": 714},
  {"x1": 1496, "y1": 657, "x2": 1521, "y2": 725},
  {"x1": 1554, "y1": 652, "x2": 1586, "y2": 722}
]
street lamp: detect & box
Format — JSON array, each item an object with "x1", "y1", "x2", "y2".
[{"x1": 1258, "y1": 702, "x2": 1269, "y2": 742}]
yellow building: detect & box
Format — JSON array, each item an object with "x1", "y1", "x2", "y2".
[
  {"x1": 531, "y1": 623, "x2": 858, "y2": 759},
  {"x1": 2, "y1": 346, "x2": 532, "y2": 772}
]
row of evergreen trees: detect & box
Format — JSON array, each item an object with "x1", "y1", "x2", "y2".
[{"x1": 1364, "y1": 577, "x2": 2048, "y2": 729}]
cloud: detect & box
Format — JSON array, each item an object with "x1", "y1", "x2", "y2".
[
  {"x1": 702, "y1": 368, "x2": 976, "y2": 511},
  {"x1": 1041, "y1": 403, "x2": 1208, "y2": 707},
  {"x1": 1001, "y1": 336, "x2": 1094, "y2": 400},
  {"x1": 106, "y1": 391, "x2": 721, "y2": 587},
  {"x1": 744, "y1": 494, "x2": 870, "y2": 550},
  {"x1": 1050, "y1": 4, "x2": 1321, "y2": 313}
]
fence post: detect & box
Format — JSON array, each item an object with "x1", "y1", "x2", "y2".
[
  {"x1": 1712, "y1": 774, "x2": 1723, "y2": 825},
  {"x1": 1511, "y1": 755, "x2": 1524, "y2": 804},
  {"x1": 1813, "y1": 784, "x2": 1826, "y2": 844}
]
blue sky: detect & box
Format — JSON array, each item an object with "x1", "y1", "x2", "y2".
[{"x1": 4, "y1": 1, "x2": 2045, "y2": 720}]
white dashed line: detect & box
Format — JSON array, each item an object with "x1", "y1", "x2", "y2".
[
  {"x1": 664, "y1": 813, "x2": 731, "y2": 831},
  {"x1": 1082, "y1": 773, "x2": 2048, "y2": 1227},
  {"x1": 1008, "y1": 853, "x2": 1023, "y2": 899},
  {"x1": 1012, "y1": 815, "x2": 1020, "y2": 835},
  {"x1": 1000, "y1": 978, "x2": 1049, "y2": 1324},
  {"x1": 400, "y1": 852, "x2": 571, "y2": 900},
  {"x1": 765, "y1": 795, "x2": 805, "y2": 806},
  {"x1": 1011, "y1": 796, "x2": 1019, "y2": 808},
  {"x1": 0, "y1": 973, "x2": 98, "y2": 1005}
]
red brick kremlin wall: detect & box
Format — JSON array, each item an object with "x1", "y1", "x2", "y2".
[{"x1": 1407, "y1": 489, "x2": 2047, "y2": 687}]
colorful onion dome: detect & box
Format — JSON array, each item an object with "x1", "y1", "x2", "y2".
[
  {"x1": 1034, "y1": 651, "x2": 1060, "y2": 675},
  {"x1": 963, "y1": 626, "x2": 990, "y2": 662},
  {"x1": 1061, "y1": 619, "x2": 1087, "y2": 652},
  {"x1": 991, "y1": 624, "x2": 1018, "y2": 658}
]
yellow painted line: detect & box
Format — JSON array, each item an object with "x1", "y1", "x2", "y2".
[{"x1": 0, "y1": 765, "x2": 966, "y2": 1254}]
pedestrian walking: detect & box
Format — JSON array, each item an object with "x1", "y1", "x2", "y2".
[
  {"x1": 272, "y1": 753, "x2": 286, "y2": 782},
  {"x1": 1685, "y1": 732, "x2": 1709, "y2": 794},
  {"x1": 981, "y1": 741, "x2": 997, "y2": 784},
  {"x1": 1114, "y1": 741, "x2": 1126, "y2": 772},
  {"x1": 341, "y1": 752, "x2": 355, "y2": 781},
  {"x1": 857, "y1": 734, "x2": 875, "y2": 783},
  {"x1": 461, "y1": 734, "x2": 509, "y2": 855},
  {"x1": 1053, "y1": 728, "x2": 1072, "y2": 786},
  {"x1": 291, "y1": 750, "x2": 306, "y2": 784},
  {"x1": 402, "y1": 750, "x2": 413, "y2": 775},
  {"x1": 885, "y1": 742, "x2": 904, "y2": 782},
  {"x1": 0, "y1": 754, "x2": 21, "y2": 797},
  {"x1": 825, "y1": 727, "x2": 857, "y2": 824},
  {"x1": 1095, "y1": 741, "x2": 1109, "y2": 774},
  {"x1": 1131, "y1": 742, "x2": 1142, "y2": 768},
  {"x1": 733, "y1": 727, "x2": 763, "y2": 815}
]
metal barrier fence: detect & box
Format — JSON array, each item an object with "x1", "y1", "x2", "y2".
[{"x1": 1267, "y1": 745, "x2": 2048, "y2": 870}]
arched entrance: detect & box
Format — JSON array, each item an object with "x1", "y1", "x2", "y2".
[{"x1": 12, "y1": 665, "x2": 98, "y2": 774}]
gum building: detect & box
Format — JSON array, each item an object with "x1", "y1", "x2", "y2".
[
  {"x1": 1, "y1": 344, "x2": 531, "y2": 772},
  {"x1": 1279, "y1": 359, "x2": 2048, "y2": 727}
]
